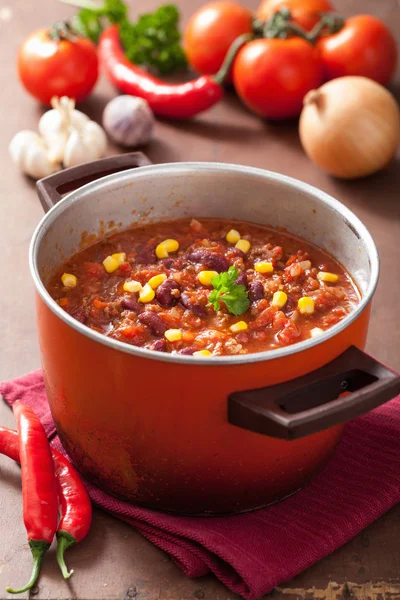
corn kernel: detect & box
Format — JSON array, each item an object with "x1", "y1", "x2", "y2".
[
  {"x1": 193, "y1": 350, "x2": 212, "y2": 356},
  {"x1": 155, "y1": 243, "x2": 168, "y2": 259},
  {"x1": 164, "y1": 328, "x2": 182, "y2": 342},
  {"x1": 198, "y1": 270, "x2": 218, "y2": 286},
  {"x1": 156, "y1": 239, "x2": 179, "y2": 259},
  {"x1": 139, "y1": 283, "x2": 155, "y2": 303},
  {"x1": 310, "y1": 327, "x2": 324, "y2": 338},
  {"x1": 58, "y1": 297, "x2": 69, "y2": 307},
  {"x1": 123, "y1": 280, "x2": 142, "y2": 293},
  {"x1": 255, "y1": 261, "x2": 274, "y2": 274},
  {"x1": 317, "y1": 271, "x2": 339, "y2": 283},
  {"x1": 61, "y1": 273, "x2": 77, "y2": 288},
  {"x1": 111, "y1": 252, "x2": 126, "y2": 265},
  {"x1": 230, "y1": 321, "x2": 248, "y2": 333},
  {"x1": 148, "y1": 273, "x2": 167, "y2": 289},
  {"x1": 235, "y1": 239, "x2": 251, "y2": 254},
  {"x1": 226, "y1": 229, "x2": 241, "y2": 244},
  {"x1": 298, "y1": 296, "x2": 315, "y2": 314},
  {"x1": 103, "y1": 255, "x2": 119, "y2": 273},
  {"x1": 272, "y1": 291, "x2": 288, "y2": 308}
]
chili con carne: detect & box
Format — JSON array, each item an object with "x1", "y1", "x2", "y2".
[{"x1": 48, "y1": 218, "x2": 360, "y2": 357}]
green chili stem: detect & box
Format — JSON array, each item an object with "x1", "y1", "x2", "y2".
[
  {"x1": 6, "y1": 540, "x2": 50, "y2": 595},
  {"x1": 56, "y1": 530, "x2": 77, "y2": 579}
]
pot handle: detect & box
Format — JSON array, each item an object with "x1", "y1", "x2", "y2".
[
  {"x1": 36, "y1": 152, "x2": 152, "y2": 213},
  {"x1": 228, "y1": 345, "x2": 400, "y2": 440}
]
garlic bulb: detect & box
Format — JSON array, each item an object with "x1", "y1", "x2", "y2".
[
  {"x1": 39, "y1": 96, "x2": 90, "y2": 163},
  {"x1": 10, "y1": 96, "x2": 107, "y2": 179},
  {"x1": 9, "y1": 130, "x2": 60, "y2": 179},
  {"x1": 102, "y1": 96, "x2": 154, "y2": 147},
  {"x1": 299, "y1": 76, "x2": 400, "y2": 179},
  {"x1": 63, "y1": 120, "x2": 107, "y2": 168}
]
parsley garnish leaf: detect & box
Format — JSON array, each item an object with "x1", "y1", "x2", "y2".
[
  {"x1": 71, "y1": 0, "x2": 187, "y2": 74},
  {"x1": 208, "y1": 266, "x2": 250, "y2": 317}
]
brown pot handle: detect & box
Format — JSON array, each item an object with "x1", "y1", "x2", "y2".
[
  {"x1": 228, "y1": 346, "x2": 400, "y2": 440},
  {"x1": 36, "y1": 152, "x2": 152, "y2": 213}
]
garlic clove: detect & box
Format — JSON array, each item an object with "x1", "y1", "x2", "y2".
[
  {"x1": 23, "y1": 140, "x2": 61, "y2": 179},
  {"x1": 63, "y1": 129, "x2": 97, "y2": 168},
  {"x1": 82, "y1": 121, "x2": 107, "y2": 159},
  {"x1": 9, "y1": 130, "x2": 42, "y2": 166},
  {"x1": 9, "y1": 130, "x2": 61, "y2": 179}
]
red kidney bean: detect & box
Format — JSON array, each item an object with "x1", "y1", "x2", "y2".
[
  {"x1": 158, "y1": 258, "x2": 175, "y2": 269},
  {"x1": 156, "y1": 279, "x2": 182, "y2": 307},
  {"x1": 188, "y1": 249, "x2": 229, "y2": 273},
  {"x1": 71, "y1": 308, "x2": 87, "y2": 324},
  {"x1": 230, "y1": 247, "x2": 245, "y2": 259},
  {"x1": 148, "y1": 339, "x2": 167, "y2": 352},
  {"x1": 180, "y1": 292, "x2": 207, "y2": 317},
  {"x1": 249, "y1": 281, "x2": 264, "y2": 302},
  {"x1": 235, "y1": 271, "x2": 248, "y2": 288},
  {"x1": 178, "y1": 346, "x2": 196, "y2": 355},
  {"x1": 138, "y1": 312, "x2": 166, "y2": 337},
  {"x1": 135, "y1": 244, "x2": 157, "y2": 264},
  {"x1": 122, "y1": 297, "x2": 141, "y2": 312}
]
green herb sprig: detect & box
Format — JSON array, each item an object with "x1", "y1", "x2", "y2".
[
  {"x1": 208, "y1": 266, "x2": 250, "y2": 317},
  {"x1": 62, "y1": 0, "x2": 187, "y2": 74}
]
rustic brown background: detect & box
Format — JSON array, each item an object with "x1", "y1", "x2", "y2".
[{"x1": 0, "y1": 0, "x2": 399, "y2": 598}]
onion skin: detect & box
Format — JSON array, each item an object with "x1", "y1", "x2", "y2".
[{"x1": 299, "y1": 76, "x2": 400, "y2": 179}]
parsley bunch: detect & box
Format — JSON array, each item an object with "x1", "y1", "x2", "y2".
[
  {"x1": 69, "y1": 0, "x2": 187, "y2": 74},
  {"x1": 119, "y1": 5, "x2": 187, "y2": 75},
  {"x1": 209, "y1": 267, "x2": 250, "y2": 317}
]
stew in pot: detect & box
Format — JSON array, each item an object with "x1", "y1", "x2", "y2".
[{"x1": 47, "y1": 218, "x2": 360, "y2": 356}]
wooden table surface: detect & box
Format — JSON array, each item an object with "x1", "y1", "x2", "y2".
[{"x1": 1, "y1": 0, "x2": 399, "y2": 598}]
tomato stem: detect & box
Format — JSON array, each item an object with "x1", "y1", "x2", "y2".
[
  {"x1": 307, "y1": 13, "x2": 345, "y2": 42},
  {"x1": 49, "y1": 20, "x2": 80, "y2": 42},
  {"x1": 252, "y1": 9, "x2": 344, "y2": 46},
  {"x1": 214, "y1": 33, "x2": 254, "y2": 85}
]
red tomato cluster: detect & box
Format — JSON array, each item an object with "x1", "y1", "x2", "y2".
[{"x1": 184, "y1": 0, "x2": 397, "y2": 119}]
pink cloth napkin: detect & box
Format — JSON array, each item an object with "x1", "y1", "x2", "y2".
[{"x1": 1, "y1": 370, "x2": 400, "y2": 600}]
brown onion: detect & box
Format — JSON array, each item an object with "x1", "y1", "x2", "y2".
[{"x1": 299, "y1": 76, "x2": 400, "y2": 179}]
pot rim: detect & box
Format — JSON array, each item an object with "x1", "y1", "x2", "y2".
[{"x1": 30, "y1": 162, "x2": 379, "y2": 366}]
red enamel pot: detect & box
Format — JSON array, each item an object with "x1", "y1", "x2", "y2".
[{"x1": 30, "y1": 154, "x2": 400, "y2": 515}]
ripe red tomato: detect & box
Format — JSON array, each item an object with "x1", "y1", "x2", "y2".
[
  {"x1": 317, "y1": 15, "x2": 397, "y2": 86},
  {"x1": 233, "y1": 37, "x2": 323, "y2": 119},
  {"x1": 18, "y1": 28, "x2": 98, "y2": 105},
  {"x1": 184, "y1": 1, "x2": 253, "y2": 75},
  {"x1": 257, "y1": 0, "x2": 334, "y2": 31}
]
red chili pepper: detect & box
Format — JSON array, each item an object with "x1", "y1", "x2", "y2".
[
  {"x1": 0, "y1": 424, "x2": 92, "y2": 583},
  {"x1": 55, "y1": 449, "x2": 92, "y2": 579},
  {"x1": 98, "y1": 24, "x2": 224, "y2": 119},
  {"x1": 6, "y1": 403, "x2": 59, "y2": 594}
]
